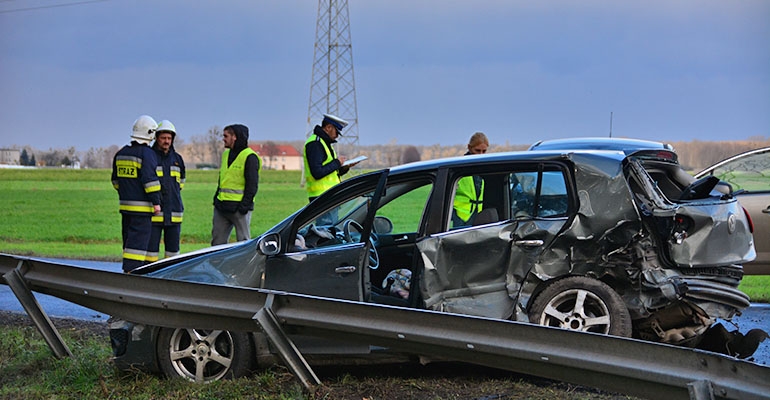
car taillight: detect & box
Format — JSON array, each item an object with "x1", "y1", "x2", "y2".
[{"x1": 743, "y1": 207, "x2": 754, "y2": 233}]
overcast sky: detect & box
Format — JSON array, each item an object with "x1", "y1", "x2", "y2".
[{"x1": 1, "y1": 0, "x2": 768, "y2": 151}]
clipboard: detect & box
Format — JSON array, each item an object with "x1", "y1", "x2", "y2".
[{"x1": 342, "y1": 155, "x2": 367, "y2": 167}]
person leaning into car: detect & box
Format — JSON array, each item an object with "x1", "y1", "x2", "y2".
[
  {"x1": 304, "y1": 114, "x2": 360, "y2": 202},
  {"x1": 451, "y1": 132, "x2": 489, "y2": 227},
  {"x1": 211, "y1": 124, "x2": 261, "y2": 245}
]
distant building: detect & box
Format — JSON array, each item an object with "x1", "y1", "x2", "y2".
[
  {"x1": 250, "y1": 143, "x2": 302, "y2": 170},
  {"x1": 0, "y1": 149, "x2": 20, "y2": 165}
]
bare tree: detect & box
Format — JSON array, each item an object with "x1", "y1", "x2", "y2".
[
  {"x1": 104, "y1": 145, "x2": 120, "y2": 168},
  {"x1": 207, "y1": 126, "x2": 222, "y2": 164},
  {"x1": 180, "y1": 126, "x2": 222, "y2": 167},
  {"x1": 39, "y1": 148, "x2": 67, "y2": 166},
  {"x1": 261, "y1": 141, "x2": 280, "y2": 169},
  {"x1": 82, "y1": 147, "x2": 101, "y2": 169}
]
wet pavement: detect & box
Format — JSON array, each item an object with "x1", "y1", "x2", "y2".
[
  {"x1": 0, "y1": 259, "x2": 120, "y2": 322},
  {"x1": 1, "y1": 258, "x2": 768, "y2": 365}
]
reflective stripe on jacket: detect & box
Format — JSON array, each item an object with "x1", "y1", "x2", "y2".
[
  {"x1": 111, "y1": 142, "x2": 161, "y2": 215},
  {"x1": 217, "y1": 147, "x2": 261, "y2": 203},
  {"x1": 304, "y1": 134, "x2": 340, "y2": 197},
  {"x1": 152, "y1": 149, "x2": 186, "y2": 224}
]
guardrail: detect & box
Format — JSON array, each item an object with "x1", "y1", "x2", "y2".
[{"x1": 1, "y1": 254, "x2": 768, "y2": 400}]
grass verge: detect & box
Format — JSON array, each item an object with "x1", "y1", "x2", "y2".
[{"x1": 0, "y1": 312, "x2": 633, "y2": 400}]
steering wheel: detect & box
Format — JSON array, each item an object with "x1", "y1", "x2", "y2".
[{"x1": 342, "y1": 219, "x2": 380, "y2": 270}]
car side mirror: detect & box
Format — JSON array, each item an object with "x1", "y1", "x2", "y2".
[
  {"x1": 373, "y1": 216, "x2": 393, "y2": 234},
  {"x1": 258, "y1": 233, "x2": 281, "y2": 256}
]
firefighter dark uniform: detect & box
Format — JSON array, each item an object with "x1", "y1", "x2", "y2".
[
  {"x1": 148, "y1": 122, "x2": 185, "y2": 261},
  {"x1": 112, "y1": 132, "x2": 161, "y2": 273}
]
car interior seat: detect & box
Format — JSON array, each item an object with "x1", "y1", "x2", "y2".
[{"x1": 473, "y1": 208, "x2": 499, "y2": 225}]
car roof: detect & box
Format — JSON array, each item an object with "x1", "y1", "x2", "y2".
[
  {"x1": 528, "y1": 137, "x2": 675, "y2": 154},
  {"x1": 388, "y1": 148, "x2": 628, "y2": 175}
]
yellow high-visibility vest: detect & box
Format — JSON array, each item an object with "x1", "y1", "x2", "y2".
[
  {"x1": 453, "y1": 176, "x2": 484, "y2": 222},
  {"x1": 217, "y1": 148, "x2": 261, "y2": 202},
  {"x1": 304, "y1": 134, "x2": 340, "y2": 197}
]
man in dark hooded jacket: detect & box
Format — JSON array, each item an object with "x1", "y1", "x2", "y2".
[{"x1": 211, "y1": 124, "x2": 261, "y2": 245}]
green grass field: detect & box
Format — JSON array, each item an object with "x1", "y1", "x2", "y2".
[
  {"x1": 0, "y1": 168, "x2": 308, "y2": 259},
  {"x1": 1, "y1": 168, "x2": 767, "y2": 301}
]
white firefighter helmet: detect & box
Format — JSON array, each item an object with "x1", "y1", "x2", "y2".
[
  {"x1": 155, "y1": 120, "x2": 176, "y2": 137},
  {"x1": 131, "y1": 115, "x2": 158, "y2": 144}
]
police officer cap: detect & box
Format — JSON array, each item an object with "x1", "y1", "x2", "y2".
[{"x1": 322, "y1": 114, "x2": 348, "y2": 134}]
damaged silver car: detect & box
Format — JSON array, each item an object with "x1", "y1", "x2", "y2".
[{"x1": 111, "y1": 146, "x2": 758, "y2": 381}]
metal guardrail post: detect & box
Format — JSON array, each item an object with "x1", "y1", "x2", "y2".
[
  {"x1": 2, "y1": 263, "x2": 73, "y2": 358},
  {"x1": 688, "y1": 380, "x2": 715, "y2": 400},
  {"x1": 254, "y1": 293, "x2": 320, "y2": 390}
]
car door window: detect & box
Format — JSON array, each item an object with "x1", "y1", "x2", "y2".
[
  {"x1": 295, "y1": 193, "x2": 371, "y2": 249},
  {"x1": 377, "y1": 183, "x2": 432, "y2": 235},
  {"x1": 511, "y1": 169, "x2": 568, "y2": 218},
  {"x1": 711, "y1": 151, "x2": 770, "y2": 193}
]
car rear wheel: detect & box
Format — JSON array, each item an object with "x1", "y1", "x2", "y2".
[
  {"x1": 157, "y1": 327, "x2": 254, "y2": 382},
  {"x1": 528, "y1": 276, "x2": 632, "y2": 337}
]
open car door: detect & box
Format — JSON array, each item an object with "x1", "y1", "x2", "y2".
[{"x1": 262, "y1": 171, "x2": 388, "y2": 301}]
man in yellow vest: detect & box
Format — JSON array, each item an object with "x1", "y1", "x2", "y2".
[
  {"x1": 211, "y1": 124, "x2": 261, "y2": 245},
  {"x1": 304, "y1": 114, "x2": 360, "y2": 202}
]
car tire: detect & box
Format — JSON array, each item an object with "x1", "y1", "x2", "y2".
[
  {"x1": 157, "y1": 327, "x2": 254, "y2": 382},
  {"x1": 528, "y1": 276, "x2": 632, "y2": 337}
]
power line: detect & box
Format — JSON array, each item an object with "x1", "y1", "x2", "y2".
[{"x1": 0, "y1": 0, "x2": 111, "y2": 14}]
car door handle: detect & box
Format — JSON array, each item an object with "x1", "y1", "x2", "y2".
[
  {"x1": 763, "y1": 207, "x2": 770, "y2": 214},
  {"x1": 514, "y1": 239, "x2": 544, "y2": 248},
  {"x1": 335, "y1": 266, "x2": 357, "y2": 274},
  {"x1": 394, "y1": 235, "x2": 410, "y2": 242}
]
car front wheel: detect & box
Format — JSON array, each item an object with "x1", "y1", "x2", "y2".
[
  {"x1": 157, "y1": 327, "x2": 254, "y2": 382},
  {"x1": 528, "y1": 276, "x2": 632, "y2": 337}
]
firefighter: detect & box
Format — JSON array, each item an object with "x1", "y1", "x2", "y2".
[
  {"x1": 111, "y1": 115, "x2": 162, "y2": 272},
  {"x1": 148, "y1": 119, "x2": 185, "y2": 261}
]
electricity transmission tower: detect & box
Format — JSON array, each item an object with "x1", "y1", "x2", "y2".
[{"x1": 306, "y1": 0, "x2": 359, "y2": 153}]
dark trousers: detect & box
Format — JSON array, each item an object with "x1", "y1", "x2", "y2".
[
  {"x1": 149, "y1": 224, "x2": 181, "y2": 261},
  {"x1": 121, "y1": 214, "x2": 153, "y2": 273}
]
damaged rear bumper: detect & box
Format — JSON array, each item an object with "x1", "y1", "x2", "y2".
[{"x1": 680, "y1": 277, "x2": 751, "y2": 311}]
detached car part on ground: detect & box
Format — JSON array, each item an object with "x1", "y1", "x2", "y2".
[{"x1": 110, "y1": 147, "x2": 760, "y2": 382}]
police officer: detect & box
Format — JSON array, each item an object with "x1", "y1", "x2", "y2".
[
  {"x1": 148, "y1": 119, "x2": 185, "y2": 261},
  {"x1": 304, "y1": 114, "x2": 359, "y2": 202},
  {"x1": 211, "y1": 124, "x2": 261, "y2": 245},
  {"x1": 111, "y1": 115, "x2": 162, "y2": 272}
]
